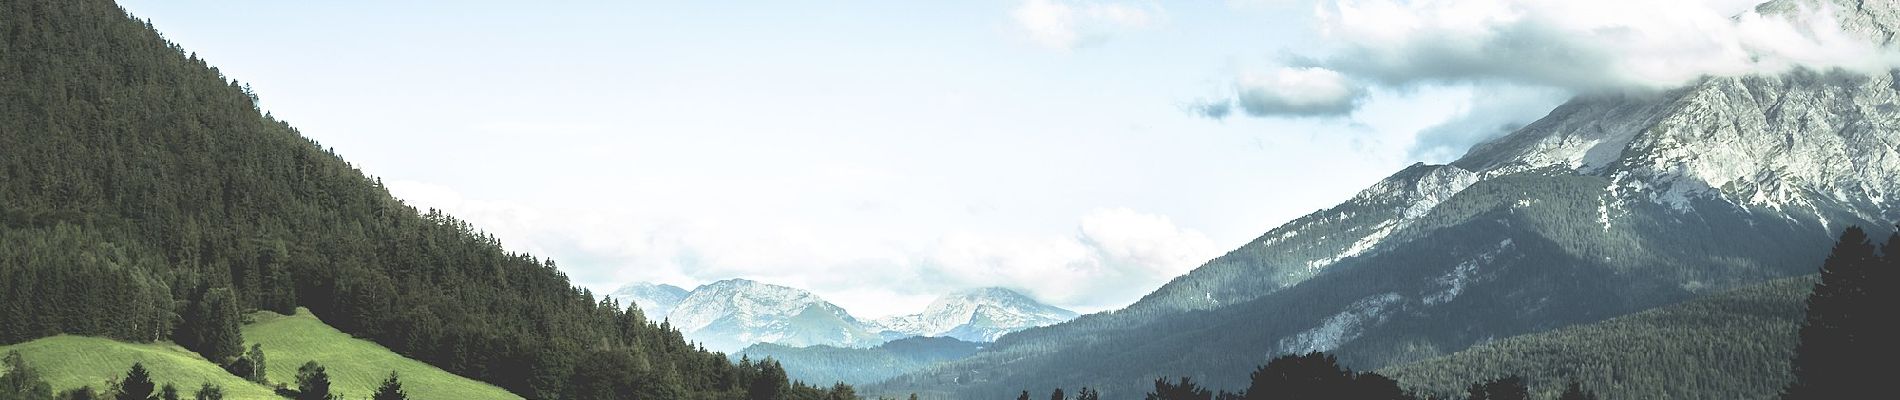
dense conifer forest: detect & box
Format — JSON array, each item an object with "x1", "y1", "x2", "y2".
[
  {"x1": 0, "y1": 1, "x2": 851, "y2": 398},
  {"x1": 1014, "y1": 226, "x2": 1893, "y2": 400}
]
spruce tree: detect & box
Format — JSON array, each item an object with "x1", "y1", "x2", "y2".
[
  {"x1": 1465, "y1": 376, "x2": 1527, "y2": 400},
  {"x1": 1557, "y1": 381, "x2": 1595, "y2": 400},
  {"x1": 175, "y1": 287, "x2": 243, "y2": 363},
  {"x1": 1782, "y1": 227, "x2": 1880, "y2": 399},
  {"x1": 372, "y1": 372, "x2": 406, "y2": 400},
  {"x1": 57, "y1": 387, "x2": 97, "y2": 400},
  {"x1": 116, "y1": 363, "x2": 155, "y2": 400},
  {"x1": 1075, "y1": 388, "x2": 1101, "y2": 400},
  {"x1": 1051, "y1": 388, "x2": 1066, "y2": 400},
  {"x1": 190, "y1": 384, "x2": 220, "y2": 400},
  {"x1": 157, "y1": 385, "x2": 177, "y2": 400},
  {"x1": 1146, "y1": 377, "x2": 1212, "y2": 400},
  {"x1": 1017, "y1": 391, "x2": 1031, "y2": 400},
  {"x1": 294, "y1": 361, "x2": 333, "y2": 400},
  {"x1": 2, "y1": 351, "x2": 53, "y2": 400}
]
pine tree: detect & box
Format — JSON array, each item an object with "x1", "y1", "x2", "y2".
[
  {"x1": 372, "y1": 372, "x2": 406, "y2": 400},
  {"x1": 175, "y1": 287, "x2": 243, "y2": 363},
  {"x1": 190, "y1": 384, "x2": 220, "y2": 400},
  {"x1": 1075, "y1": 388, "x2": 1101, "y2": 400},
  {"x1": 2, "y1": 351, "x2": 54, "y2": 400},
  {"x1": 116, "y1": 363, "x2": 156, "y2": 400},
  {"x1": 294, "y1": 361, "x2": 333, "y2": 400},
  {"x1": 1051, "y1": 388, "x2": 1066, "y2": 400},
  {"x1": 1466, "y1": 376, "x2": 1527, "y2": 400},
  {"x1": 1018, "y1": 391, "x2": 1031, "y2": 400},
  {"x1": 1782, "y1": 227, "x2": 1881, "y2": 399},
  {"x1": 1557, "y1": 381, "x2": 1595, "y2": 400},
  {"x1": 1146, "y1": 377, "x2": 1212, "y2": 400},
  {"x1": 56, "y1": 387, "x2": 97, "y2": 400},
  {"x1": 156, "y1": 385, "x2": 177, "y2": 400}
]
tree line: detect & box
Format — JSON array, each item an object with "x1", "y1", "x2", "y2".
[
  {"x1": 0, "y1": 1, "x2": 849, "y2": 398},
  {"x1": 1022, "y1": 225, "x2": 1893, "y2": 399},
  {"x1": 0, "y1": 350, "x2": 397, "y2": 400}
]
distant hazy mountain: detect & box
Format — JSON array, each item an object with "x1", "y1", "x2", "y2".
[
  {"x1": 877, "y1": 1, "x2": 1900, "y2": 397},
  {"x1": 607, "y1": 282, "x2": 689, "y2": 320},
  {"x1": 872, "y1": 288, "x2": 1077, "y2": 342},
  {"x1": 667, "y1": 279, "x2": 883, "y2": 353},
  {"x1": 605, "y1": 281, "x2": 1079, "y2": 352},
  {"x1": 736, "y1": 336, "x2": 985, "y2": 386}
]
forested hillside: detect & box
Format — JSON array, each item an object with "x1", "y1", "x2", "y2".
[
  {"x1": 738, "y1": 337, "x2": 982, "y2": 387},
  {"x1": 0, "y1": 1, "x2": 845, "y2": 398},
  {"x1": 1381, "y1": 276, "x2": 1813, "y2": 399}
]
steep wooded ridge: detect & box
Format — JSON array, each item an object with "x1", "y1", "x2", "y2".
[
  {"x1": 0, "y1": 1, "x2": 844, "y2": 399},
  {"x1": 876, "y1": 0, "x2": 1900, "y2": 398},
  {"x1": 1381, "y1": 276, "x2": 1813, "y2": 400}
]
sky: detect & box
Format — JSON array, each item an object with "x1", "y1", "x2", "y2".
[{"x1": 114, "y1": 0, "x2": 1894, "y2": 318}]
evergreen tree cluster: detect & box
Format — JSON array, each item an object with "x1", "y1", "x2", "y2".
[
  {"x1": 1019, "y1": 352, "x2": 1594, "y2": 400},
  {"x1": 1780, "y1": 226, "x2": 1899, "y2": 399},
  {"x1": 0, "y1": 1, "x2": 845, "y2": 398},
  {"x1": 0, "y1": 354, "x2": 227, "y2": 400}
]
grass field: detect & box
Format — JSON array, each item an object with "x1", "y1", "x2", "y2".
[
  {"x1": 0, "y1": 335, "x2": 280, "y2": 398},
  {"x1": 1, "y1": 308, "x2": 521, "y2": 400},
  {"x1": 243, "y1": 308, "x2": 522, "y2": 400}
]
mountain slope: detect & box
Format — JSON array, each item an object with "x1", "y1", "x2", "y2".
[
  {"x1": 1381, "y1": 276, "x2": 1813, "y2": 400},
  {"x1": 0, "y1": 336, "x2": 279, "y2": 398},
  {"x1": 243, "y1": 308, "x2": 522, "y2": 400},
  {"x1": 669, "y1": 279, "x2": 883, "y2": 353},
  {"x1": 736, "y1": 336, "x2": 984, "y2": 387},
  {"x1": 607, "y1": 283, "x2": 689, "y2": 320},
  {"x1": 876, "y1": 2, "x2": 1900, "y2": 398},
  {"x1": 0, "y1": 1, "x2": 823, "y2": 398},
  {"x1": 871, "y1": 288, "x2": 1077, "y2": 342}
]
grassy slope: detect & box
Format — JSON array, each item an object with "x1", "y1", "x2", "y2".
[
  {"x1": 1380, "y1": 276, "x2": 1814, "y2": 400},
  {"x1": 0, "y1": 308, "x2": 520, "y2": 400},
  {"x1": 243, "y1": 308, "x2": 521, "y2": 400},
  {"x1": 0, "y1": 336, "x2": 278, "y2": 398}
]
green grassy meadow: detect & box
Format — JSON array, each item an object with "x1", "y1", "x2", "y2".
[
  {"x1": 242, "y1": 308, "x2": 522, "y2": 400},
  {"x1": 0, "y1": 335, "x2": 279, "y2": 398},
  {"x1": 1, "y1": 308, "x2": 519, "y2": 400}
]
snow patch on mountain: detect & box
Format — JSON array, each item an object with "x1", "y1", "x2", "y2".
[
  {"x1": 667, "y1": 279, "x2": 882, "y2": 352},
  {"x1": 872, "y1": 288, "x2": 1077, "y2": 343},
  {"x1": 1424, "y1": 239, "x2": 1512, "y2": 305},
  {"x1": 1279, "y1": 293, "x2": 1404, "y2": 354},
  {"x1": 607, "y1": 282, "x2": 689, "y2": 320}
]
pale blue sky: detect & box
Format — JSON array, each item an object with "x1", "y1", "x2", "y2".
[{"x1": 117, "y1": 0, "x2": 1843, "y2": 317}]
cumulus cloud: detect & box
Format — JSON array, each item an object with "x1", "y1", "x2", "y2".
[
  {"x1": 1197, "y1": 0, "x2": 1900, "y2": 162},
  {"x1": 1406, "y1": 84, "x2": 1570, "y2": 162},
  {"x1": 925, "y1": 207, "x2": 1219, "y2": 311},
  {"x1": 1195, "y1": 66, "x2": 1369, "y2": 118},
  {"x1": 387, "y1": 179, "x2": 1216, "y2": 316},
  {"x1": 1313, "y1": 0, "x2": 1900, "y2": 91},
  {"x1": 1012, "y1": 0, "x2": 1163, "y2": 49}
]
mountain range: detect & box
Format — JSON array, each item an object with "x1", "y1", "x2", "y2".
[
  {"x1": 872, "y1": 1, "x2": 1900, "y2": 398},
  {"x1": 607, "y1": 279, "x2": 1076, "y2": 352}
]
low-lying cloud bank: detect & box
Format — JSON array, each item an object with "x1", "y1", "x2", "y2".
[{"x1": 1198, "y1": 0, "x2": 1900, "y2": 157}]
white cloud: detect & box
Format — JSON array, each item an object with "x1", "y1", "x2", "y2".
[
  {"x1": 1314, "y1": 0, "x2": 1900, "y2": 91},
  {"x1": 1406, "y1": 84, "x2": 1570, "y2": 163},
  {"x1": 1012, "y1": 0, "x2": 1163, "y2": 49},
  {"x1": 925, "y1": 207, "x2": 1220, "y2": 311},
  {"x1": 1198, "y1": 0, "x2": 1900, "y2": 163},
  {"x1": 1197, "y1": 66, "x2": 1369, "y2": 118},
  {"x1": 387, "y1": 179, "x2": 1217, "y2": 316}
]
